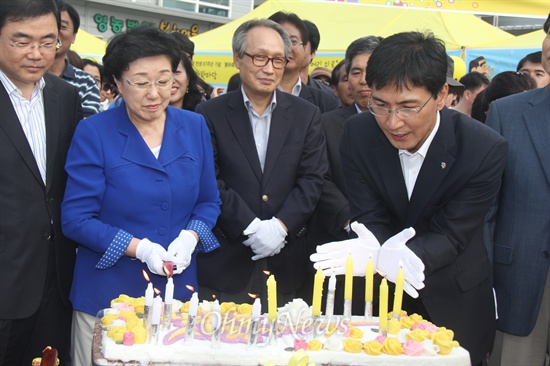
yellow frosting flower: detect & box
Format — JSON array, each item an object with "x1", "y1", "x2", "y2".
[
  {"x1": 101, "y1": 313, "x2": 118, "y2": 326},
  {"x1": 399, "y1": 315, "x2": 416, "y2": 329},
  {"x1": 221, "y1": 302, "x2": 237, "y2": 314},
  {"x1": 409, "y1": 313, "x2": 424, "y2": 324},
  {"x1": 237, "y1": 303, "x2": 253, "y2": 315},
  {"x1": 287, "y1": 349, "x2": 310, "y2": 366},
  {"x1": 343, "y1": 338, "x2": 363, "y2": 353},
  {"x1": 107, "y1": 326, "x2": 126, "y2": 343},
  {"x1": 307, "y1": 339, "x2": 323, "y2": 351},
  {"x1": 432, "y1": 327, "x2": 459, "y2": 355},
  {"x1": 381, "y1": 337, "x2": 403, "y2": 355},
  {"x1": 349, "y1": 326, "x2": 364, "y2": 339},
  {"x1": 364, "y1": 340, "x2": 383, "y2": 355},
  {"x1": 387, "y1": 319, "x2": 401, "y2": 335},
  {"x1": 406, "y1": 329, "x2": 432, "y2": 342},
  {"x1": 132, "y1": 326, "x2": 147, "y2": 344},
  {"x1": 180, "y1": 301, "x2": 190, "y2": 313}
]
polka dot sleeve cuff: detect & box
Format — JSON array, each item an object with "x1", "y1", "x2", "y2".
[
  {"x1": 95, "y1": 230, "x2": 133, "y2": 269},
  {"x1": 187, "y1": 220, "x2": 220, "y2": 253}
]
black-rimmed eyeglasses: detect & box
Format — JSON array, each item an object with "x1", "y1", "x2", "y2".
[{"x1": 244, "y1": 52, "x2": 288, "y2": 69}]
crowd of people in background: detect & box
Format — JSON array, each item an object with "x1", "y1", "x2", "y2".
[{"x1": 1, "y1": 0, "x2": 549, "y2": 366}]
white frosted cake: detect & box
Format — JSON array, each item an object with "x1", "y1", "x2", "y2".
[{"x1": 93, "y1": 296, "x2": 470, "y2": 366}]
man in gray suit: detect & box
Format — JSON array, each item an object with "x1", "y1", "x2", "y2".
[{"x1": 486, "y1": 15, "x2": 550, "y2": 366}]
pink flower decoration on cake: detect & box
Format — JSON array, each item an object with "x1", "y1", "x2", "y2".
[
  {"x1": 294, "y1": 338, "x2": 308, "y2": 351},
  {"x1": 412, "y1": 321, "x2": 438, "y2": 332},
  {"x1": 403, "y1": 340, "x2": 424, "y2": 356},
  {"x1": 374, "y1": 335, "x2": 386, "y2": 343}
]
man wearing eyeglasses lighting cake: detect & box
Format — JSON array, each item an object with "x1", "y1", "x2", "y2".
[
  {"x1": 195, "y1": 19, "x2": 327, "y2": 310},
  {"x1": 311, "y1": 31, "x2": 508, "y2": 366}
]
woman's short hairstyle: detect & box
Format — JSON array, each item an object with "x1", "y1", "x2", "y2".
[
  {"x1": 102, "y1": 25, "x2": 180, "y2": 85},
  {"x1": 232, "y1": 19, "x2": 291, "y2": 59},
  {"x1": 366, "y1": 31, "x2": 447, "y2": 99},
  {"x1": 176, "y1": 40, "x2": 203, "y2": 111}
]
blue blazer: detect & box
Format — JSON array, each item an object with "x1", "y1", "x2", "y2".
[
  {"x1": 485, "y1": 86, "x2": 550, "y2": 336},
  {"x1": 62, "y1": 105, "x2": 221, "y2": 316}
]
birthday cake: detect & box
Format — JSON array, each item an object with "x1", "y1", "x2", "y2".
[{"x1": 92, "y1": 295, "x2": 470, "y2": 366}]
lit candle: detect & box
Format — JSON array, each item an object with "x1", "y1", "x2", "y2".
[
  {"x1": 252, "y1": 297, "x2": 261, "y2": 320},
  {"x1": 365, "y1": 257, "x2": 374, "y2": 302},
  {"x1": 344, "y1": 254, "x2": 353, "y2": 300},
  {"x1": 164, "y1": 277, "x2": 174, "y2": 304},
  {"x1": 267, "y1": 275, "x2": 277, "y2": 322},
  {"x1": 145, "y1": 282, "x2": 154, "y2": 306},
  {"x1": 392, "y1": 266, "x2": 404, "y2": 317},
  {"x1": 311, "y1": 267, "x2": 325, "y2": 316},
  {"x1": 189, "y1": 292, "x2": 199, "y2": 317},
  {"x1": 379, "y1": 278, "x2": 388, "y2": 331}
]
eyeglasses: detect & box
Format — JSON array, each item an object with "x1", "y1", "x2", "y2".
[
  {"x1": 244, "y1": 52, "x2": 288, "y2": 69},
  {"x1": 121, "y1": 75, "x2": 174, "y2": 90},
  {"x1": 290, "y1": 39, "x2": 304, "y2": 47},
  {"x1": 368, "y1": 96, "x2": 433, "y2": 119},
  {"x1": 0, "y1": 35, "x2": 61, "y2": 54}
]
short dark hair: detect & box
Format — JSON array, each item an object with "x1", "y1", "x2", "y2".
[
  {"x1": 268, "y1": 11, "x2": 309, "y2": 46},
  {"x1": 366, "y1": 31, "x2": 446, "y2": 98},
  {"x1": 0, "y1": 0, "x2": 60, "y2": 31},
  {"x1": 516, "y1": 51, "x2": 543, "y2": 71},
  {"x1": 170, "y1": 32, "x2": 195, "y2": 60},
  {"x1": 544, "y1": 13, "x2": 550, "y2": 34},
  {"x1": 469, "y1": 56, "x2": 485, "y2": 72},
  {"x1": 82, "y1": 58, "x2": 103, "y2": 83},
  {"x1": 344, "y1": 35, "x2": 382, "y2": 76},
  {"x1": 102, "y1": 25, "x2": 180, "y2": 86},
  {"x1": 459, "y1": 72, "x2": 490, "y2": 92},
  {"x1": 471, "y1": 71, "x2": 536, "y2": 123},
  {"x1": 303, "y1": 20, "x2": 320, "y2": 52},
  {"x1": 331, "y1": 59, "x2": 346, "y2": 86},
  {"x1": 226, "y1": 73, "x2": 241, "y2": 93},
  {"x1": 57, "y1": 1, "x2": 80, "y2": 33}
]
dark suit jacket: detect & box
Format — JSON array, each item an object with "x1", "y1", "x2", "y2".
[
  {"x1": 341, "y1": 107, "x2": 508, "y2": 365},
  {"x1": 0, "y1": 73, "x2": 82, "y2": 318},
  {"x1": 196, "y1": 89, "x2": 327, "y2": 293},
  {"x1": 299, "y1": 85, "x2": 339, "y2": 114},
  {"x1": 306, "y1": 105, "x2": 358, "y2": 250},
  {"x1": 485, "y1": 87, "x2": 550, "y2": 336}
]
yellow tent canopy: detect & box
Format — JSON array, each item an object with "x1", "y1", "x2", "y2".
[
  {"x1": 72, "y1": 29, "x2": 107, "y2": 62},
  {"x1": 191, "y1": 0, "x2": 514, "y2": 86},
  {"x1": 469, "y1": 29, "x2": 546, "y2": 50}
]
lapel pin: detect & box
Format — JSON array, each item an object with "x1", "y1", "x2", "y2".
[{"x1": 441, "y1": 162, "x2": 446, "y2": 169}]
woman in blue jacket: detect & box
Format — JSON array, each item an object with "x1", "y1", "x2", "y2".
[{"x1": 62, "y1": 25, "x2": 221, "y2": 364}]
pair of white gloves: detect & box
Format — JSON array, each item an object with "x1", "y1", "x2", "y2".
[
  {"x1": 135, "y1": 230, "x2": 197, "y2": 276},
  {"x1": 243, "y1": 217, "x2": 287, "y2": 261},
  {"x1": 310, "y1": 222, "x2": 425, "y2": 298}
]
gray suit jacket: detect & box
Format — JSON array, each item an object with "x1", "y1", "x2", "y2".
[{"x1": 485, "y1": 86, "x2": 550, "y2": 336}]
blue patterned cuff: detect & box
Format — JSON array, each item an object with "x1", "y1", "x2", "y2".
[
  {"x1": 187, "y1": 220, "x2": 220, "y2": 253},
  {"x1": 95, "y1": 230, "x2": 133, "y2": 269}
]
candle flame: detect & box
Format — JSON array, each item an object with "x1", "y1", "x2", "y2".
[
  {"x1": 142, "y1": 269, "x2": 150, "y2": 282},
  {"x1": 263, "y1": 270, "x2": 271, "y2": 276},
  {"x1": 212, "y1": 294, "x2": 217, "y2": 299},
  {"x1": 377, "y1": 270, "x2": 386, "y2": 277},
  {"x1": 248, "y1": 293, "x2": 258, "y2": 299},
  {"x1": 154, "y1": 287, "x2": 161, "y2": 295},
  {"x1": 186, "y1": 285, "x2": 195, "y2": 292}
]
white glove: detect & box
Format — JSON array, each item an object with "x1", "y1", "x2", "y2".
[
  {"x1": 135, "y1": 238, "x2": 168, "y2": 276},
  {"x1": 377, "y1": 227, "x2": 425, "y2": 298},
  {"x1": 243, "y1": 217, "x2": 287, "y2": 261},
  {"x1": 242, "y1": 218, "x2": 262, "y2": 246},
  {"x1": 166, "y1": 230, "x2": 198, "y2": 274},
  {"x1": 310, "y1": 222, "x2": 380, "y2": 276}
]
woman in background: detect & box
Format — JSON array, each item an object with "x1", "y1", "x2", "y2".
[{"x1": 169, "y1": 32, "x2": 203, "y2": 111}]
